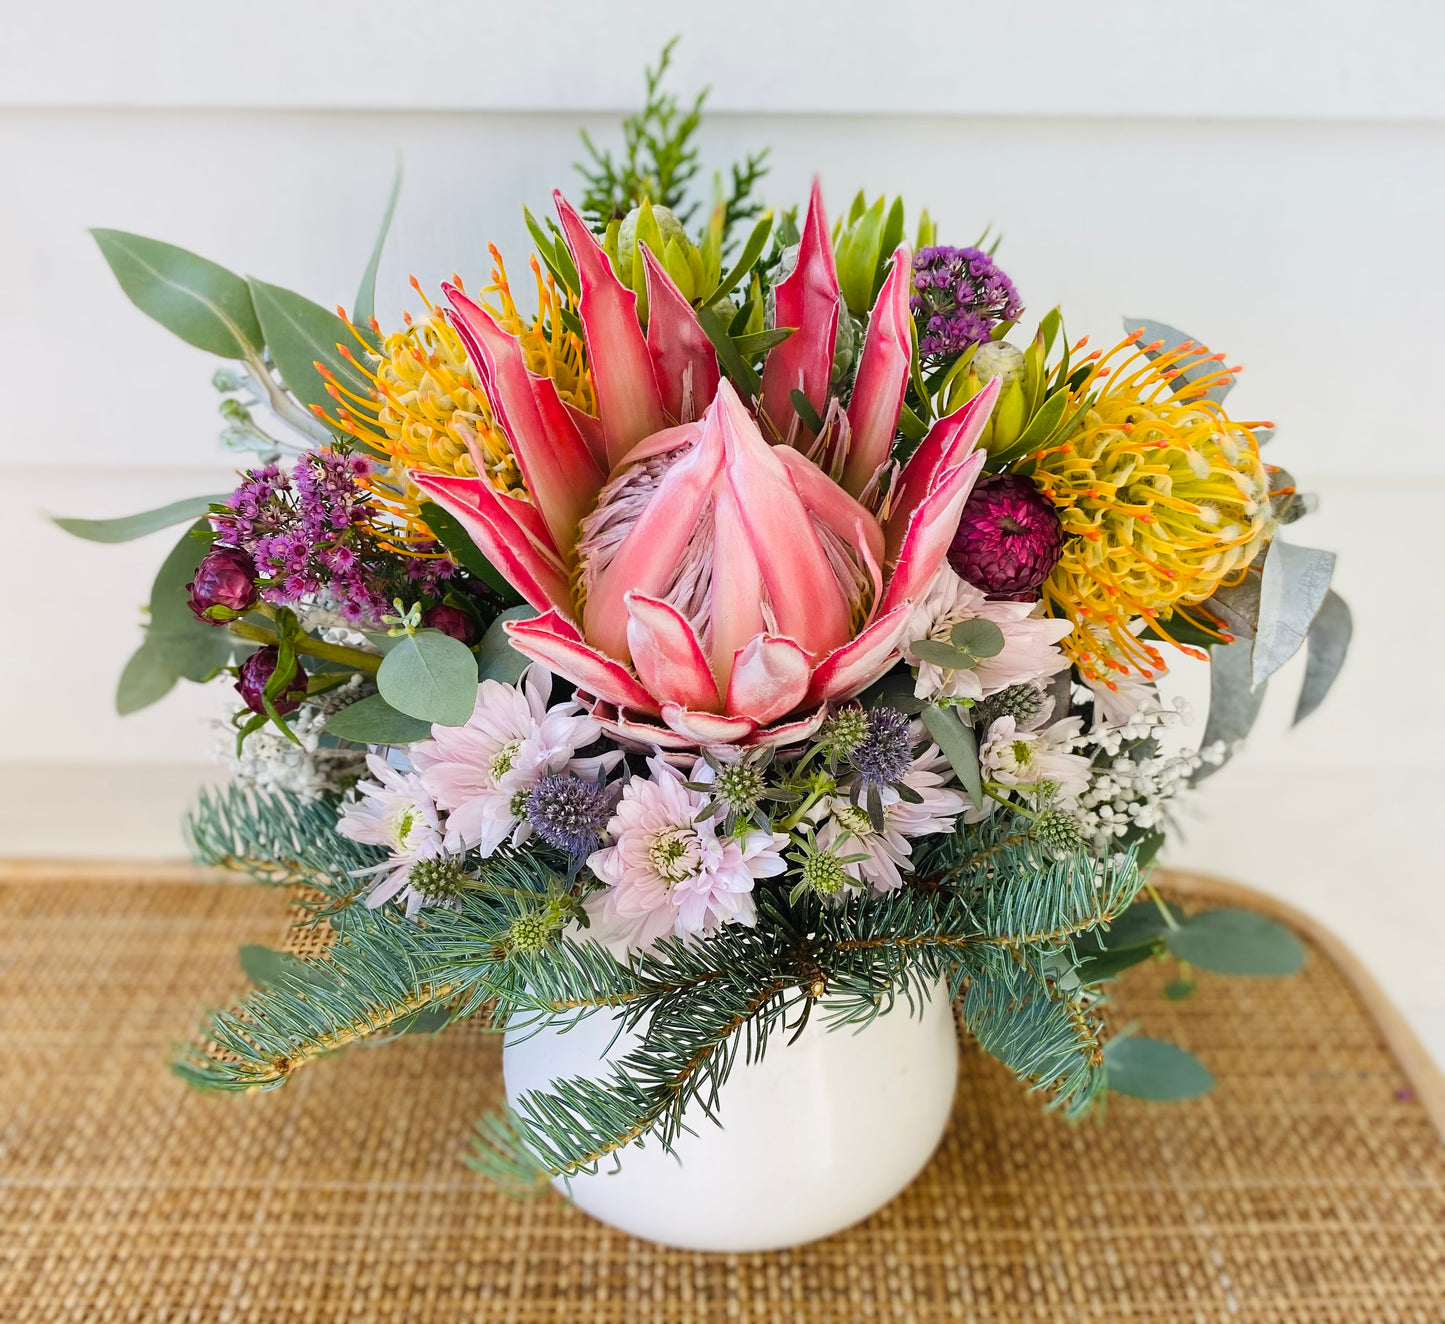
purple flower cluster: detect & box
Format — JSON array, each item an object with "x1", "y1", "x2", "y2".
[
  {"x1": 911, "y1": 246, "x2": 1022, "y2": 360},
  {"x1": 215, "y1": 451, "x2": 452, "y2": 625}
]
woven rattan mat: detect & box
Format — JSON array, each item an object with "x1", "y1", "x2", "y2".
[{"x1": 1, "y1": 864, "x2": 1442, "y2": 1324}]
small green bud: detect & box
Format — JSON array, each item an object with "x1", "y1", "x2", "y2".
[
  {"x1": 1031, "y1": 807, "x2": 1082, "y2": 856},
  {"x1": 616, "y1": 202, "x2": 690, "y2": 288},
  {"x1": 820, "y1": 706, "x2": 868, "y2": 757},
  {"x1": 714, "y1": 763, "x2": 766, "y2": 815},
  {"x1": 798, "y1": 846, "x2": 849, "y2": 898},
  {"x1": 408, "y1": 857, "x2": 470, "y2": 903},
  {"x1": 506, "y1": 899, "x2": 568, "y2": 954}
]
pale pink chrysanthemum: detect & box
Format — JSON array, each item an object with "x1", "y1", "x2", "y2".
[
  {"x1": 586, "y1": 757, "x2": 787, "y2": 949},
  {"x1": 411, "y1": 664, "x2": 621, "y2": 854},
  {"x1": 978, "y1": 714, "x2": 1092, "y2": 800},
  {"x1": 337, "y1": 753, "x2": 446, "y2": 915},
  {"x1": 814, "y1": 742, "x2": 969, "y2": 893}
]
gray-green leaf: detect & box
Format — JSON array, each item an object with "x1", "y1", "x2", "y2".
[
  {"x1": 1293, "y1": 589, "x2": 1352, "y2": 726},
  {"x1": 239, "y1": 945, "x2": 333, "y2": 990},
  {"x1": 377, "y1": 629, "x2": 477, "y2": 726},
  {"x1": 921, "y1": 703, "x2": 983, "y2": 808},
  {"x1": 949, "y1": 618, "x2": 1005, "y2": 660},
  {"x1": 92, "y1": 229, "x2": 263, "y2": 359},
  {"x1": 53, "y1": 494, "x2": 227, "y2": 544},
  {"x1": 323, "y1": 693, "x2": 432, "y2": 745},
  {"x1": 1123, "y1": 317, "x2": 1232, "y2": 403},
  {"x1": 116, "y1": 635, "x2": 179, "y2": 714},
  {"x1": 476, "y1": 606, "x2": 537, "y2": 685},
  {"x1": 1165, "y1": 908, "x2": 1305, "y2": 977},
  {"x1": 353, "y1": 162, "x2": 402, "y2": 335},
  {"x1": 247, "y1": 278, "x2": 375, "y2": 441},
  {"x1": 1252, "y1": 541, "x2": 1335, "y2": 686},
  {"x1": 1105, "y1": 1036, "x2": 1214, "y2": 1100},
  {"x1": 1192, "y1": 638, "x2": 1266, "y2": 784}
]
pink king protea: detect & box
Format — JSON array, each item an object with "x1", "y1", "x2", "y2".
[{"x1": 410, "y1": 183, "x2": 999, "y2": 748}]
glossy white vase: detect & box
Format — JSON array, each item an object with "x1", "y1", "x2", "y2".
[{"x1": 503, "y1": 981, "x2": 959, "y2": 1252}]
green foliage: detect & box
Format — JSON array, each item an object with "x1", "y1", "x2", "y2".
[
  {"x1": 145, "y1": 521, "x2": 253, "y2": 688},
  {"x1": 574, "y1": 39, "x2": 768, "y2": 243},
  {"x1": 323, "y1": 693, "x2": 432, "y2": 745},
  {"x1": 179, "y1": 786, "x2": 1147, "y2": 1191},
  {"x1": 116, "y1": 635, "x2": 178, "y2": 714},
  {"x1": 353, "y1": 163, "x2": 401, "y2": 335},
  {"x1": 53, "y1": 494, "x2": 227, "y2": 544},
  {"x1": 475, "y1": 606, "x2": 536, "y2": 686},
  {"x1": 376, "y1": 628, "x2": 477, "y2": 726},
  {"x1": 90, "y1": 229, "x2": 263, "y2": 359},
  {"x1": 246, "y1": 278, "x2": 374, "y2": 443},
  {"x1": 1104, "y1": 1036, "x2": 1214, "y2": 1100},
  {"x1": 1165, "y1": 908, "x2": 1305, "y2": 976},
  {"x1": 418, "y1": 501, "x2": 519, "y2": 602}
]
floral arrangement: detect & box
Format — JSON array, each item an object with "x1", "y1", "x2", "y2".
[{"x1": 66, "y1": 45, "x2": 1350, "y2": 1188}]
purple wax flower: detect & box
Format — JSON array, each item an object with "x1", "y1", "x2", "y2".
[
  {"x1": 948, "y1": 474, "x2": 1065, "y2": 599},
  {"x1": 911, "y1": 246, "x2": 1022, "y2": 360},
  {"x1": 422, "y1": 603, "x2": 478, "y2": 645},
  {"x1": 187, "y1": 546, "x2": 259, "y2": 621},
  {"x1": 235, "y1": 646, "x2": 309, "y2": 717}
]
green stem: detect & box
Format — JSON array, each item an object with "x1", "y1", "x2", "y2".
[{"x1": 229, "y1": 620, "x2": 381, "y2": 675}]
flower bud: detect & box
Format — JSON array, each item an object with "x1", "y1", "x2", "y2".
[
  {"x1": 235, "y1": 645, "x2": 308, "y2": 716},
  {"x1": 421, "y1": 603, "x2": 478, "y2": 646},
  {"x1": 187, "y1": 545, "x2": 259, "y2": 622}
]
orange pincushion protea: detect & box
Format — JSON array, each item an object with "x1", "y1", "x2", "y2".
[
  {"x1": 321, "y1": 251, "x2": 594, "y2": 551},
  {"x1": 1030, "y1": 332, "x2": 1274, "y2": 686}
]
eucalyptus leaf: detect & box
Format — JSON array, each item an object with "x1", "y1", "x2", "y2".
[
  {"x1": 91, "y1": 229, "x2": 263, "y2": 359},
  {"x1": 353, "y1": 162, "x2": 402, "y2": 337},
  {"x1": 1293, "y1": 589, "x2": 1352, "y2": 726},
  {"x1": 1252, "y1": 541, "x2": 1335, "y2": 687},
  {"x1": 1165, "y1": 908, "x2": 1305, "y2": 977},
  {"x1": 247, "y1": 278, "x2": 375, "y2": 442},
  {"x1": 147, "y1": 522, "x2": 252, "y2": 682},
  {"x1": 476, "y1": 606, "x2": 538, "y2": 685},
  {"x1": 239, "y1": 944, "x2": 333, "y2": 991},
  {"x1": 1104, "y1": 1036, "x2": 1214, "y2": 1101},
  {"x1": 53, "y1": 494, "x2": 228, "y2": 544},
  {"x1": 920, "y1": 704, "x2": 983, "y2": 808},
  {"x1": 1192, "y1": 638, "x2": 1266, "y2": 784},
  {"x1": 1203, "y1": 556, "x2": 1264, "y2": 641},
  {"x1": 949, "y1": 618, "x2": 1005, "y2": 660},
  {"x1": 377, "y1": 629, "x2": 477, "y2": 726},
  {"x1": 116, "y1": 635, "x2": 179, "y2": 714},
  {"x1": 323, "y1": 693, "x2": 432, "y2": 745},
  {"x1": 1123, "y1": 317, "x2": 1232, "y2": 403}
]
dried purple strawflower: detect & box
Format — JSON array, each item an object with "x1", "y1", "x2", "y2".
[
  {"x1": 235, "y1": 645, "x2": 308, "y2": 717},
  {"x1": 911, "y1": 246, "x2": 1022, "y2": 360},
  {"x1": 422, "y1": 603, "x2": 478, "y2": 645},
  {"x1": 949, "y1": 473, "x2": 1065, "y2": 599},
  {"x1": 187, "y1": 545, "x2": 258, "y2": 621},
  {"x1": 526, "y1": 774, "x2": 615, "y2": 862},
  {"x1": 849, "y1": 707, "x2": 914, "y2": 789}
]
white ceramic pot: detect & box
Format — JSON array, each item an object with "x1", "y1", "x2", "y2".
[{"x1": 503, "y1": 981, "x2": 959, "y2": 1252}]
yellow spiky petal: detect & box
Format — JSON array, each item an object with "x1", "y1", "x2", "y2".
[
  {"x1": 330, "y1": 251, "x2": 593, "y2": 550},
  {"x1": 1030, "y1": 333, "x2": 1274, "y2": 683}
]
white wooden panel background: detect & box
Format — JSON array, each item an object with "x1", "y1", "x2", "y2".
[{"x1": 2, "y1": 0, "x2": 1442, "y2": 1060}]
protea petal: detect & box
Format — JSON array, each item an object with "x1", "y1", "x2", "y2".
[
  {"x1": 565, "y1": 402, "x2": 608, "y2": 469},
  {"x1": 410, "y1": 471, "x2": 571, "y2": 614},
  {"x1": 842, "y1": 244, "x2": 912, "y2": 498},
  {"x1": 759, "y1": 180, "x2": 841, "y2": 443},
  {"x1": 742, "y1": 707, "x2": 829, "y2": 749},
  {"x1": 583, "y1": 415, "x2": 725, "y2": 661},
  {"x1": 878, "y1": 450, "x2": 988, "y2": 617},
  {"x1": 708, "y1": 483, "x2": 768, "y2": 693},
  {"x1": 624, "y1": 592, "x2": 723, "y2": 713},
  {"x1": 773, "y1": 444, "x2": 886, "y2": 585},
  {"x1": 802, "y1": 604, "x2": 914, "y2": 706},
  {"x1": 585, "y1": 698, "x2": 705, "y2": 751},
  {"x1": 504, "y1": 610, "x2": 660, "y2": 713},
  {"x1": 660, "y1": 704, "x2": 758, "y2": 745},
  {"x1": 554, "y1": 191, "x2": 667, "y2": 468},
  {"x1": 642, "y1": 246, "x2": 720, "y2": 424},
  {"x1": 714, "y1": 379, "x2": 852, "y2": 660},
  {"x1": 444, "y1": 286, "x2": 604, "y2": 552},
  {"x1": 886, "y1": 376, "x2": 1000, "y2": 562},
  {"x1": 725, "y1": 634, "x2": 812, "y2": 724}
]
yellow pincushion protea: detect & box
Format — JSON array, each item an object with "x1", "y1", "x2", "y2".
[
  {"x1": 323, "y1": 249, "x2": 593, "y2": 549},
  {"x1": 1030, "y1": 332, "x2": 1274, "y2": 686}
]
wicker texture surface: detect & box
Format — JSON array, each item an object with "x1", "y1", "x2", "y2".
[{"x1": 0, "y1": 867, "x2": 1442, "y2": 1324}]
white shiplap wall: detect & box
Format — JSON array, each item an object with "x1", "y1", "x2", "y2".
[{"x1": 1, "y1": 0, "x2": 1441, "y2": 1059}]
